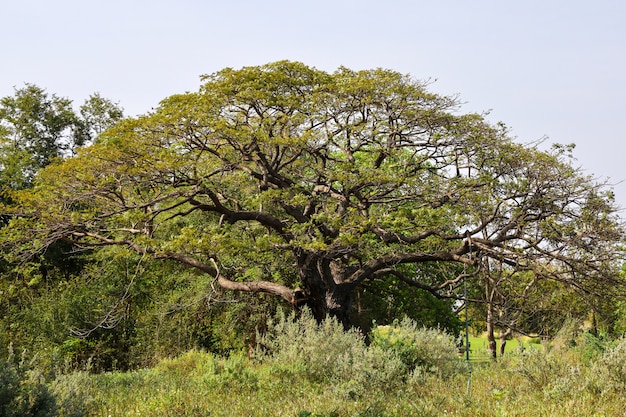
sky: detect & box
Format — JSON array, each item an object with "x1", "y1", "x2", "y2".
[{"x1": 1, "y1": 0, "x2": 625, "y2": 211}]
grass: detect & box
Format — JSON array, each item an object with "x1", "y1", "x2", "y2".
[
  {"x1": 67, "y1": 348, "x2": 624, "y2": 417},
  {"x1": 20, "y1": 316, "x2": 626, "y2": 416},
  {"x1": 467, "y1": 335, "x2": 541, "y2": 362}
]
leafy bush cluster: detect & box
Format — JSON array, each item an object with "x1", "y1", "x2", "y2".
[
  {"x1": 370, "y1": 317, "x2": 464, "y2": 379},
  {"x1": 0, "y1": 346, "x2": 93, "y2": 417},
  {"x1": 255, "y1": 310, "x2": 462, "y2": 397}
]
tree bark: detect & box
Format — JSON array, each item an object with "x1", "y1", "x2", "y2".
[
  {"x1": 296, "y1": 252, "x2": 354, "y2": 327},
  {"x1": 486, "y1": 302, "x2": 497, "y2": 360},
  {"x1": 486, "y1": 280, "x2": 498, "y2": 359},
  {"x1": 499, "y1": 328, "x2": 513, "y2": 357}
]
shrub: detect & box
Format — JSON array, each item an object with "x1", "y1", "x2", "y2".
[
  {"x1": 0, "y1": 346, "x2": 94, "y2": 417},
  {"x1": 578, "y1": 331, "x2": 608, "y2": 363},
  {"x1": 214, "y1": 352, "x2": 259, "y2": 391},
  {"x1": 514, "y1": 348, "x2": 571, "y2": 390},
  {"x1": 49, "y1": 372, "x2": 93, "y2": 417},
  {"x1": 153, "y1": 349, "x2": 218, "y2": 378},
  {"x1": 255, "y1": 309, "x2": 406, "y2": 395},
  {"x1": 370, "y1": 317, "x2": 463, "y2": 379},
  {"x1": 0, "y1": 356, "x2": 57, "y2": 417},
  {"x1": 588, "y1": 337, "x2": 626, "y2": 393}
]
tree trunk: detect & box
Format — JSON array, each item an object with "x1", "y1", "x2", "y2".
[
  {"x1": 302, "y1": 283, "x2": 353, "y2": 328},
  {"x1": 485, "y1": 277, "x2": 498, "y2": 359},
  {"x1": 321, "y1": 284, "x2": 354, "y2": 328},
  {"x1": 297, "y1": 253, "x2": 354, "y2": 327},
  {"x1": 486, "y1": 301, "x2": 497, "y2": 360},
  {"x1": 590, "y1": 309, "x2": 598, "y2": 337},
  {"x1": 499, "y1": 328, "x2": 513, "y2": 357}
]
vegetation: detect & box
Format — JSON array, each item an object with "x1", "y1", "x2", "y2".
[
  {"x1": 3, "y1": 313, "x2": 626, "y2": 416},
  {"x1": 1, "y1": 62, "x2": 625, "y2": 415}
]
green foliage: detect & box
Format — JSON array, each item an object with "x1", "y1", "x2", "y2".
[
  {"x1": 578, "y1": 331, "x2": 608, "y2": 363},
  {"x1": 370, "y1": 318, "x2": 464, "y2": 379},
  {"x1": 0, "y1": 237, "x2": 284, "y2": 373},
  {"x1": 352, "y1": 269, "x2": 463, "y2": 335},
  {"x1": 79, "y1": 93, "x2": 124, "y2": 141},
  {"x1": 512, "y1": 323, "x2": 625, "y2": 400},
  {"x1": 48, "y1": 372, "x2": 92, "y2": 417},
  {"x1": 0, "y1": 84, "x2": 77, "y2": 171},
  {"x1": 0, "y1": 85, "x2": 127, "y2": 374},
  {"x1": 514, "y1": 348, "x2": 578, "y2": 392},
  {"x1": 588, "y1": 337, "x2": 626, "y2": 393},
  {"x1": 612, "y1": 264, "x2": 626, "y2": 334},
  {"x1": 0, "y1": 85, "x2": 123, "y2": 198},
  {"x1": 0, "y1": 351, "x2": 57, "y2": 417},
  {"x1": 255, "y1": 310, "x2": 408, "y2": 395}
]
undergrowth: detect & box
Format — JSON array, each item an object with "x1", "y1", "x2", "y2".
[{"x1": 4, "y1": 314, "x2": 626, "y2": 416}]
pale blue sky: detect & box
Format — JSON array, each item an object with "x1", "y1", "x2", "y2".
[{"x1": 2, "y1": 0, "x2": 625, "y2": 210}]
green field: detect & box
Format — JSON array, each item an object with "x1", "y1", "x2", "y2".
[{"x1": 466, "y1": 335, "x2": 541, "y2": 362}]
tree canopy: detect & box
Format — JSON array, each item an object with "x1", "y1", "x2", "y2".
[
  {"x1": 2, "y1": 61, "x2": 624, "y2": 326},
  {"x1": 0, "y1": 84, "x2": 123, "y2": 194}
]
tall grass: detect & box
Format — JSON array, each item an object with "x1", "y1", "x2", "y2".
[{"x1": 8, "y1": 314, "x2": 626, "y2": 416}]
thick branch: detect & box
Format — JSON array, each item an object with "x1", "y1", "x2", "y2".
[
  {"x1": 189, "y1": 189, "x2": 291, "y2": 240},
  {"x1": 156, "y1": 252, "x2": 298, "y2": 305},
  {"x1": 67, "y1": 230, "x2": 299, "y2": 305},
  {"x1": 346, "y1": 241, "x2": 471, "y2": 285}
]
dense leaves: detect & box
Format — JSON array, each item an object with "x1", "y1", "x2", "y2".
[{"x1": 2, "y1": 62, "x2": 623, "y2": 331}]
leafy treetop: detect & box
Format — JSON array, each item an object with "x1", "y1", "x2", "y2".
[{"x1": 2, "y1": 61, "x2": 623, "y2": 325}]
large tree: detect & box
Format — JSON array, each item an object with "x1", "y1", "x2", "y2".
[{"x1": 2, "y1": 62, "x2": 623, "y2": 326}]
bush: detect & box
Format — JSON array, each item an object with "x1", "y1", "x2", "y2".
[
  {"x1": 588, "y1": 337, "x2": 626, "y2": 393},
  {"x1": 49, "y1": 372, "x2": 93, "y2": 417},
  {"x1": 0, "y1": 346, "x2": 94, "y2": 417},
  {"x1": 0, "y1": 354, "x2": 57, "y2": 417},
  {"x1": 514, "y1": 347, "x2": 574, "y2": 391},
  {"x1": 255, "y1": 309, "x2": 406, "y2": 395},
  {"x1": 578, "y1": 331, "x2": 608, "y2": 363},
  {"x1": 370, "y1": 317, "x2": 463, "y2": 379}
]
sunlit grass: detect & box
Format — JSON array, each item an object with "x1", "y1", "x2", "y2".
[
  {"x1": 467, "y1": 335, "x2": 541, "y2": 362},
  {"x1": 78, "y1": 349, "x2": 626, "y2": 417},
  {"x1": 50, "y1": 325, "x2": 626, "y2": 417}
]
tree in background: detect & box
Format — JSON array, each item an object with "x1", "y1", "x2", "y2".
[
  {"x1": 0, "y1": 84, "x2": 124, "y2": 193},
  {"x1": 0, "y1": 84, "x2": 78, "y2": 172},
  {"x1": 0, "y1": 85, "x2": 124, "y2": 363},
  {"x1": 79, "y1": 92, "x2": 125, "y2": 142},
  {"x1": 2, "y1": 62, "x2": 623, "y2": 332}
]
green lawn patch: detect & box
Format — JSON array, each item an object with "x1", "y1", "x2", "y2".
[{"x1": 464, "y1": 335, "x2": 542, "y2": 362}]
